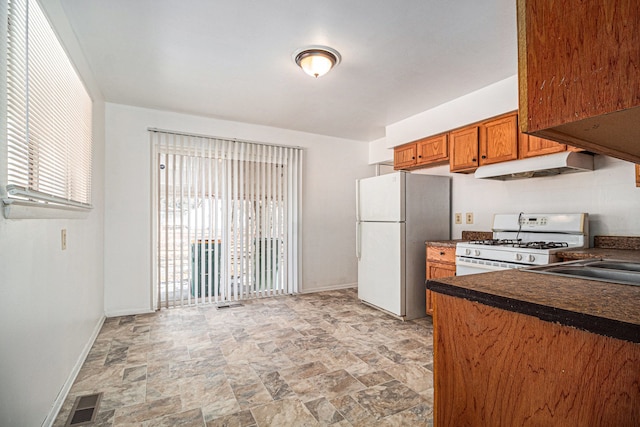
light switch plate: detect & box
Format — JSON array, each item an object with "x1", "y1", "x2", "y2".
[{"x1": 61, "y1": 229, "x2": 67, "y2": 250}]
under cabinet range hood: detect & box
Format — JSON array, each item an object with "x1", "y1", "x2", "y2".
[{"x1": 474, "y1": 152, "x2": 594, "y2": 180}]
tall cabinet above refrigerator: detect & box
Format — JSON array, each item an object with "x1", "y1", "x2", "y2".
[{"x1": 356, "y1": 172, "x2": 450, "y2": 320}]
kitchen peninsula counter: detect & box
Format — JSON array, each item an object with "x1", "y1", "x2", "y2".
[
  {"x1": 428, "y1": 267, "x2": 640, "y2": 426},
  {"x1": 427, "y1": 267, "x2": 640, "y2": 342},
  {"x1": 558, "y1": 247, "x2": 640, "y2": 262}
]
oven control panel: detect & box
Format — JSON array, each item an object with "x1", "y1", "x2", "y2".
[
  {"x1": 492, "y1": 213, "x2": 588, "y2": 233},
  {"x1": 519, "y1": 216, "x2": 548, "y2": 226}
]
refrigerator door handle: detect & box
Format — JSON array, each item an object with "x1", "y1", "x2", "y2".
[
  {"x1": 355, "y1": 180, "x2": 360, "y2": 222},
  {"x1": 356, "y1": 221, "x2": 361, "y2": 259}
]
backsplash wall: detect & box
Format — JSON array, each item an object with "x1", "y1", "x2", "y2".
[{"x1": 415, "y1": 154, "x2": 640, "y2": 245}]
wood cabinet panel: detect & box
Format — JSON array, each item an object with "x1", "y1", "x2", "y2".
[
  {"x1": 636, "y1": 164, "x2": 640, "y2": 187},
  {"x1": 426, "y1": 246, "x2": 455, "y2": 264},
  {"x1": 519, "y1": 0, "x2": 640, "y2": 131},
  {"x1": 426, "y1": 245, "x2": 456, "y2": 316},
  {"x1": 416, "y1": 134, "x2": 448, "y2": 165},
  {"x1": 394, "y1": 133, "x2": 449, "y2": 170},
  {"x1": 519, "y1": 134, "x2": 566, "y2": 158},
  {"x1": 449, "y1": 126, "x2": 479, "y2": 173},
  {"x1": 433, "y1": 293, "x2": 640, "y2": 426},
  {"x1": 517, "y1": 0, "x2": 640, "y2": 163},
  {"x1": 480, "y1": 114, "x2": 518, "y2": 165},
  {"x1": 393, "y1": 143, "x2": 417, "y2": 170}
]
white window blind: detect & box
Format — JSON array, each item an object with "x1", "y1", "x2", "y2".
[
  {"x1": 5, "y1": 0, "x2": 92, "y2": 210},
  {"x1": 152, "y1": 130, "x2": 302, "y2": 308}
]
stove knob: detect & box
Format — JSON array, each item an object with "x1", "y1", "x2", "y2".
[
  {"x1": 528, "y1": 254, "x2": 536, "y2": 262},
  {"x1": 474, "y1": 250, "x2": 481, "y2": 256},
  {"x1": 515, "y1": 253, "x2": 523, "y2": 261},
  {"x1": 465, "y1": 249, "x2": 471, "y2": 256}
]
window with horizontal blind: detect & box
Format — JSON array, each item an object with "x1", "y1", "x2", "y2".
[{"x1": 4, "y1": 0, "x2": 92, "y2": 214}]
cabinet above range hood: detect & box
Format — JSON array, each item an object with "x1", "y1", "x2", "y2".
[{"x1": 474, "y1": 152, "x2": 594, "y2": 180}]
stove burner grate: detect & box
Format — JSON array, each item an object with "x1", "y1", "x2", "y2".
[
  {"x1": 469, "y1": 239, "x2": 522, "y2": 246},
  {"x1": 514, "y1": 241, "x2": 569, "y2": 250},
  {"x1": 468, "y1": 239, "x2": 569, "y2": 250}
]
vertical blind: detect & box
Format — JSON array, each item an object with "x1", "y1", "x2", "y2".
[
  {"x1": 152, "y1": 130, "x2": 302, "y2": 308},
  {"x1": 6, "y1": 0, "x2": 92, "y2": 207}
]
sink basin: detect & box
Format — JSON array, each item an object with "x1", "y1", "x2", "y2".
[
  {"x1": 582, "y1": 260, "x2": 640, "y2": 272},
  {"x1": 522, "y1": 259, "x2": 640, "y2": 286}
]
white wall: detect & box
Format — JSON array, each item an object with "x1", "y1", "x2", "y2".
[
  {"x1": 373, "y1": 75, "x2": 640, "y2": 241},
  {"x1": 0, "y1": 1, "x2": 106, "y2": 426},
  {"x1": 104, "y1": 103, "x2": 372, "y2": 315},
  {"x1": 414, "y1": 158, "x2": 640, "y2": 243}
]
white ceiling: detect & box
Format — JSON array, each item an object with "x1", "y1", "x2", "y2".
[{"x1": 59, "y1": 0, "x2": 518, "y2": 141}]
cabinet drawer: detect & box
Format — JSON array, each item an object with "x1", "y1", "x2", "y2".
[{"x1": 427, "y1": 246, "x2": 455, "y2": 263}]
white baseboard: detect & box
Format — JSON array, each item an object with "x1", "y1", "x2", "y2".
[
  {"x1": 104, "y1": 307, "x2": 155, "y2": 317},
  {"x1": 299, "y1": 282, "x2": 357, "y2": 294},
  {"x1": 42, "y1": 314, "x2": 106, "y2": 427}
]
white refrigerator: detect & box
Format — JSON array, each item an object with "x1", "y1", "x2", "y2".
[{"x1": 356, "y1": 172, "x2": 450, "y2": 320}]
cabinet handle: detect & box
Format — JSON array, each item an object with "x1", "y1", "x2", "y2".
[
  {"x1": 412, "y1": 156, "x2": 415, "y2": 160},
  {"x1": 472, "y1": 158, "x2": 477, "y2": 162},
  {"x1": 481, "y1": 155, "x2": 487, "y2": 159},
  {"x1": 418, "y1": 155, "x2": 422, "y2": 158},
  {"x1": 440, "y1": 251, "x2": 445, "y2": 256}
]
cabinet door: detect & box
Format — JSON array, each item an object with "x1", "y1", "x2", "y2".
[
  {"x1": 519, "y1": 134, "x2": 566, "y2": 158},
  {"x1": 480, "y1": 114, "x2": 518, "y2": 165},
  {"x1": 427, "y1": 262, "x2": 456, "y2": 279},
  {"x1": 394, "y1": 143, "x2": 417, "y2": 170},
  {"x1": 426, "y1": 263, "x2": 456, "y2": 316},
  {"x1": 417, "y1": 134, "x2": 448, "y2": 165},
  {"x1": 636, "y1": 164, "x2": 640, "y2": 187},
  {"x1": 449, "y1": 126, "x2": 479, "y2": 172},
  {"x1": 517, "y1": 0, "x2": 640, "y2": 164},
  {"x1": 426, "y1": 245, "x2": 456, "y2": 316}
]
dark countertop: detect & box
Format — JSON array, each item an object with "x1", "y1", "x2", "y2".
[
  {"x1": 425, "y1": 231, "x2": 493, "y2": 247},
  {"x1": 425, "y1": 240, "x2": 462, "y2": 248},
  {"x1": 427, "y1": 267, "x2": 640, "y2": 343},
  {"x1": 558, "y1": 248, "x2": 640, "y2": 262}
]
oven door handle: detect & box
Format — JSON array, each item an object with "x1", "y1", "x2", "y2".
[{"x1": 456, "y1": 257, "x2": 524, "y2": 272}]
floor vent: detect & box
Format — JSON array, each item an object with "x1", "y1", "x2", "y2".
[
  {"x1": 217, "y1": 303, "x2": 244, "y2": 310},
  {"x1": 65, "y1": 393, "x2": 102, "y2": 426}
]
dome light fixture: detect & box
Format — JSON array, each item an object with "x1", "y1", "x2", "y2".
[{"x1": 293, "y1": 46, "x2": 341, "y2": 78}]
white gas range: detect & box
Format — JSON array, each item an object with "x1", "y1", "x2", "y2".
[{"x1": 456, "y1": 213, "x2": 589, "y2": 275}]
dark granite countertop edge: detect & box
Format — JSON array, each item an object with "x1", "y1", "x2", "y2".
[{"x1": 427, "y1": 279, "x2": 640, "y2": 344}]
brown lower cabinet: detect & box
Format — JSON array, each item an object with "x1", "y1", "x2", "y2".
[
  {"x1": 432, "y1": 292, "x2": 640, "y2": 426},
  {"x1": 636, "y1": 164, "x2": 640, "y2": 187},
  {"x1": 425, "y1": 245, "x2": 455, "y2": 315}
]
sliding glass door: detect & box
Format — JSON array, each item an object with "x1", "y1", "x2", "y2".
[{"x1": 152, "y1": 131, "x2": 302, "y2": 309}]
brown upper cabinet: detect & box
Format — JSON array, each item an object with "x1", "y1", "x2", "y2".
[
  {"x1": 636, "y1": 164, "x2": 640, "y2": 187},
  {"x1": 479, "y1": 113, "x2": 519, "y2": 165},
  {"x1": 396, "y1": 112, "x2": 582, "y2": 172},
  {"x1": 449, "y1": 126, "x2": 479, "y2": 173},
  {"x1": 519, "y1": 134, "x2": 566, "y2": 159},
  {"x1": 394, "y1": 133, "x2": 448, "y2": 170},
  {"x1": 517, "y1": 0, "x2": 640, "y2": 164},
  {"x1": 393, "y1": 143, "x2": 418, "y2": 170},
  {"x1": 450, "y1": 112, "x2": 518, "y2": 173}
]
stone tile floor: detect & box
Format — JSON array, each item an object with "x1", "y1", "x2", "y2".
[{"x1": 54, "y1": 288, "x2": 434, "y2": 426}]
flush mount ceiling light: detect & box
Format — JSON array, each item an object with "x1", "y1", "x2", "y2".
[{"x1": 293, "y1": 46, "x2": 341, "y2": 78}]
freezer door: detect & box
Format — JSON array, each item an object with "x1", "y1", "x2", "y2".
[
  {"x1": 356, "y1": 172, "x2": 404, "y2": 222},
  {"x1": 357, "y1": 222, "x2": 405, "y2": 316}
]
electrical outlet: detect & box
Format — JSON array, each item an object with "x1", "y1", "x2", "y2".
[
  {"x1": 61, "y1": 229, "x2": 67, "y2": 250},
  {"x1": 454, "y1": 213, "x2": 462, "y2": 224},
  {"x1": 465, "y1": 212, "x2": 474, "y2": 224}
]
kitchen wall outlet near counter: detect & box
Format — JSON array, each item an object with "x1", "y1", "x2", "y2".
[
  {"x1": 466, "y1": 213, "x2": 474, "y2": 224},
  {"x1": 455, "y1": 213, "x2": 462, "y2": 224}
]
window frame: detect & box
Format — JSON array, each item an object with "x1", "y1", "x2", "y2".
[{"x1": 2, "y1": 0, "x2": 93, "y2": 219}]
